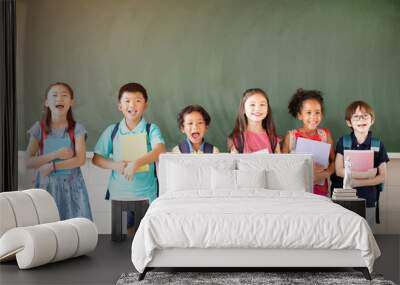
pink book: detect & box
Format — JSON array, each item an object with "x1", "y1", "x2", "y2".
[{"x1": 343, "y1": 150, "x2": 374, "y2": 172}]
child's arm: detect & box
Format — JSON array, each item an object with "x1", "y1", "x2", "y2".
[
  {"x1": 335, "y1": 153, "x2": 377, "y2": 179},
  {"x1": 351, "y1": 162, "x2": 387, "y2": 187},
  {"x1": 313, "y1": 132, "x2": 335, "y2": 183},
  {"x1": 25, "y1": 137, "x2": 74, "y2": 169},
  {"x1": 274, "y1": 139, "x2": 281, "y2": 153},
  {"x1": 53, "y1": 135, "x2": 86, "y2": 170},
  {"x1": 124, "y1": 143, "x2": 166, "y2": 180},
  {"x1": 92, "y1": 154, "x2": 127, "y2": 175},
  {"x1": 281, "y1": 133, "x2": 290, "y2": 153},
  {"x1": 91, "y1": 124, "x2": 127, "y2": 174},
  {"x1": 227, "y1": 137, "x2": 239, "y2": 153}
]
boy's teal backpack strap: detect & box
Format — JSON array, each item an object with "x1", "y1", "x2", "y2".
[
  {"x1": 145, "y1": 123, "x2": 152, "y2": 143},
  {"x1": 371, "y1": 137, "x2": 380, "y2": 152},
  {"x1": 110, "y1": 122, "x2": 120, "y2": 145},
  {"x1": 105, "y1": 122, "x2": 120, "y2": 200},
  {"x1": 145, "y1": 123, "x2": 159, "y2": 197},
  {"x1": 370, "y1": 136, "x2": 384, "y2": 191},
  {"x1": 342, "y1": 134, "x2": 352, "y2": 150}
]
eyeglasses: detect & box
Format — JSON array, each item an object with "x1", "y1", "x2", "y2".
[{"x1": 351, "y1": 113, "x2": 371, "y2": 121}]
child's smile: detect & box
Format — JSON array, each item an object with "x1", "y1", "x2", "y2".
[
  {"x1": 56, "y1": 104, "x2": 65, "y2": 110},
  {"x1": 127, "y1": 108, "x2": 139, "y2": 115},
  {"x1": 191, "y1": 132, "x2": 201, "y2": 139}
]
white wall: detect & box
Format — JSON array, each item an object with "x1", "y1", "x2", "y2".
[
  {"x1": 374, "y1": 153, "x2": 400, "y2": 234},
  {"x1": 18, "y1": 152, "x2": 400, "y2": 234}
]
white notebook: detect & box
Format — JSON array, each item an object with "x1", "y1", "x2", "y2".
[{"x1": 295, "y1": 137, "x2": 331, "y2": 168}]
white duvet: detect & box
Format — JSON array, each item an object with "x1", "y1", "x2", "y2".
[{"x1": 131, "y1": 190, "x2": 380, "y2": 273}]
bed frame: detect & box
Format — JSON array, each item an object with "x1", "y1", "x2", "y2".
[{"x1": 139, "y1": 248, "x2": 371, "y2": 280}]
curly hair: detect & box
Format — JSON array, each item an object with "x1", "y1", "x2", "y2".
[{"x1": 288, "y1": 88, "x2": 324, "y2": 117}]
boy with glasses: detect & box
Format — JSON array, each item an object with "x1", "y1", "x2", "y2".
[{"x1": 331, "y1": 101, "x2": 389, "y2": 227}]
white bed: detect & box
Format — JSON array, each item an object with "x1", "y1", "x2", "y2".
[{"x1": 131, "y1": 154, "x2": 380, "y2": 280}]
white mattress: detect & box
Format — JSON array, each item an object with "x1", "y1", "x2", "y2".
[{"x1": 131, "y1": 190, "x2": 380, "y2": 273}]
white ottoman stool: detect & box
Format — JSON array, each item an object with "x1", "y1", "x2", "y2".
[{"x1": 0, "y1": 189, "x2": 98, "y2": 269}]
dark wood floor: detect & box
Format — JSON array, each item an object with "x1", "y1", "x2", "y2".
[{"x1": 1, "y1": 235, "x2": 398, "y2": 285}]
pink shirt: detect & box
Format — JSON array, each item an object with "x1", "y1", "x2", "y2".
[{"x1": 243, "y1": 130, "x2": 273, "y2": 153}]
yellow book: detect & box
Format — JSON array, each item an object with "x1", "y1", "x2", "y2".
[{"x1": 120, "y1": 133, "x2": 149, "y2": 172}]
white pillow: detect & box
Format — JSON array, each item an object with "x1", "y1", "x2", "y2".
[
  {"x1": 266, "y1": 164, "x2": 306, "y2": 191},
  {"x1": 236, "y1": 169, "x2": 267, "y2": 189},
  {"x1": 211, "y1": 168, "x2": 236, "y2": 190},
  {"x1": 166, "y1": 158, "x2": 236, "y2": 193},
  {"x1": 167, "y1": 162, "x2": 210, "y2": 191},
  {"x1": 237, "y1": 158, "x2": 308, "y2": 191}
]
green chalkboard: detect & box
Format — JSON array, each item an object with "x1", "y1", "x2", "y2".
[{"x1": 17, "y1": 0, "x2": 400, "y2": 151}]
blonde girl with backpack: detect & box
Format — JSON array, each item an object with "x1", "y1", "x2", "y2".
[{"x1": 25, "y1": 82, "x2": 92, "y2": 220}]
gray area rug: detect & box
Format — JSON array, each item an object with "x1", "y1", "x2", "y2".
[{"x1": 117, "y1": 271, "x2": 396, "y2": 285}]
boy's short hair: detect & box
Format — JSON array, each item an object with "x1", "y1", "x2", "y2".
[
  {"x1": 177, "y1": 105, "x2": 211, "y2": 129},
  {"x1": 118, "y1": 82, "x2": 148, "y2": 102},
  {"x1": 345, "y1": 100, "x2": 375, "y2": 121}
]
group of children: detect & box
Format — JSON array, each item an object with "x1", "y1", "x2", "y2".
[{"x1": 26, "y1": 82, "x2": 389, "y2": 231}]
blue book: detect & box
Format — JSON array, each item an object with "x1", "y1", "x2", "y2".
[{"x1": 43, "y1": 137, "x2": 73, "y2": 176}]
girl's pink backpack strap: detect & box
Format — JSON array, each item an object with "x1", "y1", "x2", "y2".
[{"x1": 68, "y1": 126, "x2": 75, "y2": 148}]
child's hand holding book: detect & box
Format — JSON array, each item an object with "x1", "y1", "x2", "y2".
[{"x1": 123, "y1": 161, "x2": 138, "y2": 181}]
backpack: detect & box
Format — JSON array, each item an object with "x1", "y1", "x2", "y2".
[
  {"x1": 342, "y1": 134, "x2": 384, "y2": 223},
  {"x1": 236, "y1": 134, "x2": 245, "y2": 154},
  {"x1": 104, "y1": 122, "x2": 158, "y2": 200},
  {"x1": 178, "y1": 140, "x2": 214, "y2": 153},
  {"x1": 39, "y1": 121, "x2": 75, "y2": 155}
]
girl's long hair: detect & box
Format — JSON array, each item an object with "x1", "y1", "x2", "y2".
[
  {"x1": 229, "y1": 88, "x2": 278, "y2": 152},
  {"x1": 42, "y1": 82, "x2": 76, "y2": 133}
]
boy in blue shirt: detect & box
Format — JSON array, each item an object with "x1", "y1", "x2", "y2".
[
  {"x1": 332, "y1": 101, "x2": 389, "y2": 227},
  {"x1": 92, "y1": 83, "x2": 165, "y2": 235}
]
